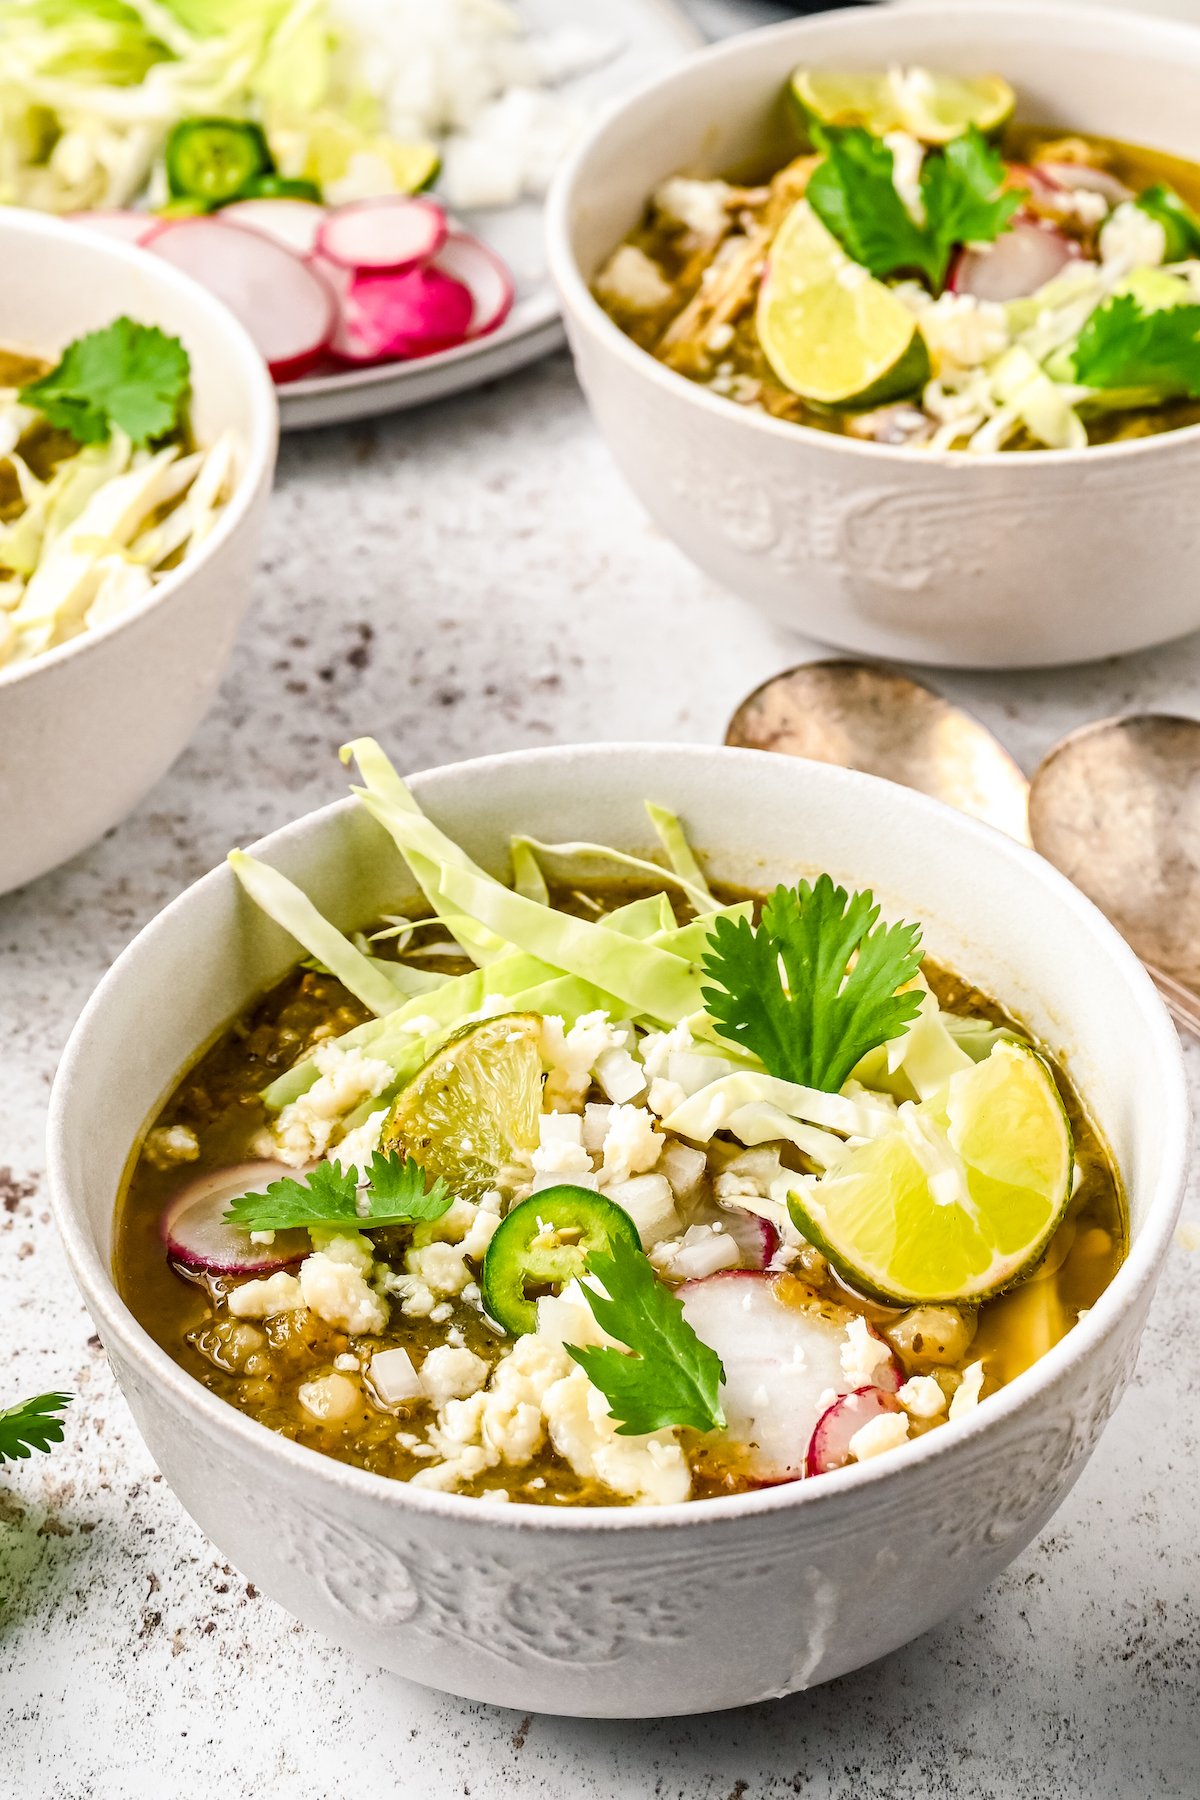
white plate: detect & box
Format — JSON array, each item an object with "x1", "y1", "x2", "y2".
[{"x1": 278, "y1": 0, "x2": 701, "y2": 431}]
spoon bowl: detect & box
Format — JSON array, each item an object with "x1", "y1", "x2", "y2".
[
  {"x1": 1028, "y1": 714, "x2": 1200, "y2": 993},
  {"x1": 726, "y1": 661, "x2": 1030, "y2": 840}
]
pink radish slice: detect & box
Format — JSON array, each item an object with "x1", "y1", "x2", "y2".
[
  {"x1": 144, "y1": 216, "x2": 336, "y2": 380},
  {"x1": 69, "y1": 210, "x2": 155, "y2": 246},
  {"x1": 433, "y1": 231, "x2": 515, "y2": 339},
  {"x1": 328, "y1": 263, "x2": 475, "y2": 364},
  {"x1": 1033, "y1": 162, "x2": 1132, "y2": 206},
  {"x1": 678, "y1": 1272, "x2": 859, "y2": 1484},
  {"x1": 317, "y1": 196, "x2": 447, "y2": 274},
  {"x1": 806, "y1": 1386, "x2": 903, "y2": 1478},
  {"x1": 949, "y1": 218, "x2": 1081, "y2": 301},
  {"x1": 221, "y1": 198, "x2": 326, "y2": 257},
  {"x1": 162, "y1": 1163, "x2": 310, "y2": 1274},
  {"x1": 718, "y1": 1206, "x2": 780, "y2": 1271}
]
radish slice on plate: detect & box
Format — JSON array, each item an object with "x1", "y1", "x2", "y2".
[
  {"x1": 678, "y1": 1272, "x2": 858, "y2": 1484},
  {"x1": 144, "y1": 216, "x2": 336, "y2": 380},
  {"x1": 806, "y1": 1386, "x2": 903, "y2": 1477},
  {"x1": 161, "y1": 1163, "x2": 310, "y2": 1274},
  {"x1": 434, "y1": 231, "x2": 515, "y2": 339},
  {"x1": 329, "y1": 263, "x2": 476, "y2": 364},
  {"x1": 950, "y1": 218, "x2": 1081, "y2": 302},
  {"x1": 220, "y1": 198, "x2": 326, "y2": 257},
  {"x1": 69, "y1": 210, "x2": 155, "y2": 246},
  {"x1": 317, "y1": 196, "x2": 447, "y2": 273}
]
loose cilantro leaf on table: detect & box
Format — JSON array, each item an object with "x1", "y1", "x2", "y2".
[
  {"x1": 20, "y1": 317, "x2": 191, "y2": 447},
  {"x1": 701, "y1": 875, "x2": 924, "y2": 1094},
  {"x1": 567, "y1": 1234, "x2": 726, "y2": 1436},
  {"x1": 807, "y1": 123, "x2": 1023, "y2": 291},
  {"x1": 224, "y1": 1151, "x2": 451, "y2": 1232},
  {"x1": 0, "y1": 1392, "x2": 71, "y2": 1464},
  {"x1": 1071, "y1": 292, "x2": 1200, "y2": 396}
]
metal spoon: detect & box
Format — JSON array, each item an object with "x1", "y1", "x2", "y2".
[{"x1": 726, "y1": 661, "x2": 1200, "y2": 1038}]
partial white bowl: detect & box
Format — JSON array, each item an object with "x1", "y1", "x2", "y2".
[
  {"x1": 47, "y1": 745, "x2": 1188, "y2": 1716},
  {"x1": 547, "y1": 1, "x2": 1200, "y2": 669},
  {"x1": 0, "y1": 209, "x2": 278, "y2": 895}
]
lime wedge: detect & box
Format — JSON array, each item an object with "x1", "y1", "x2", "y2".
[
  {"x1": 790, "y1": 66, "x2": 1014, "y2": 145},
  {"x1": 379, "y1": 1013, "x2": 542, "y2": 1201},
  {"x1": 787, "y1": 1043, "x2": 1073, "y2": 1305},
  {"x1": 757, "y1": 200, "x2": 929, "y2": 406}
]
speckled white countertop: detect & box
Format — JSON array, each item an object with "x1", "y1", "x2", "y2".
[{"x1": 3, "y1": 69, "x2": 1200, "y2": 1788}]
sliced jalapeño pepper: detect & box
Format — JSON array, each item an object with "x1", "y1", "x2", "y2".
[
  {"x1": 165, "y1": 118, "x2": 273, "y2": 205},
  {"x1": 229, "y1": 174, "x2": 322, "y2": 204},
  {"x1": 481, "y1": 1186, "x2": 641, "y2": 1336}
]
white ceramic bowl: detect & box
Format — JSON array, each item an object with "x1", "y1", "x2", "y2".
[
  {"x1": 0, "y1": 209, "x2": 278, "y2": 895},
  {"x1": 547, "y1": 2, "x2": 1200, "y2": 669},
  {"x1": 47, "y1": 745, "x2": 1187, "y2": 1716}
]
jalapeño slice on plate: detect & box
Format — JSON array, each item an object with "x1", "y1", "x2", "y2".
[{"x1": 481, "y1": 1185, "x2": 641, "y2": 1336}]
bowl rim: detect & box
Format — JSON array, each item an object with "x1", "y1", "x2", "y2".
[
  {"x1": 545, "y1": 0, "x2": 1200, "y2": 472},
  {"x1": 46, "y1": 741, "x2": 1190, "y2": 1535},
  {"x1": 0, "y1": 207, "x2": 279, "y2": 695}
]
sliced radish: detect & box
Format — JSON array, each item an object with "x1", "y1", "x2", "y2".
[
  {"x1": 678, "y1": 1272, "x2": 857, "y2": 1484},
  {"x1": 328, "y1": 263, "x2": 475, "y2": 364},
  {"x1": 316, "y1": 196, "x2": 447, "y2": 274},
  {"x1": 949, "y1": 217, "x2": 1081, "y2": 301},
  {"x1": 434, "y1": 231, "x2": 515, "y2": 339},
  {"x1": 1033, "y1": 162, "x2": 1132, "y2": 206},
  {"x1": 220, "y1": 198, "x2": 327, "y2": 258},
  {"x1": 162, "y1": 1163, "x2": 310, "y2": 1274},
  {"x1": 806, "y1": 1386, "x2": 903, "y2": 1478},
  {"x1": 69, "y1": 210, "x2": 155, "y2": 246},
  {"x1": 144, "y1": 216, "x2": 336, "y2": 381},
  {"x1": 717, "y1": 1206, "x2": 780, "y2": 1271}
]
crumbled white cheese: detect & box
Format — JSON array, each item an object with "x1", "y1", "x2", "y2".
[
  {"x1": 916, "y1": 290, "x2": 1009, "y2": 374},
  {"x1": 335, "y1": 1106, "x2": 389, "y2": 1178},
  {"x1": 848, "y1": 1411, "x2": 910, "y2": 1463},
  {"x1": 272, "y1": 1043, "x2": 392, "y2": 1165},
  {"x1": 334, "y1": 1351, "x2": 360, "y2": 1372},
  {"x1": 227, "y1": 1269, "x2": 304, "y2": 1320},
  {"x1": 540, "y1": 1011, "x2": 630, "y2": 1110},
  {"x1": 840, "y1": 1317, "x2": 894, "y2": 1389},
  {"x1": 653, "y1": 175, "x2": 733, "y2": 240},
  {"x1": 142, "y1": 1124, "x2": 200, "y2": 1170},
  {"x1": 897, "y1": 1374, "x2": 947, "y2": 1419},
  {"x1": 948, "y1": 1359, "x2": 986, "y2": 1421},
  {"x1": 542, "y1": 1365, "x2": 691, "y2": 1505},
  {"x1": 1099, "y1": 201, "x2": 1166, "y2": 270},
  {"x1": 600, "y1": 1104, "x2": 662, "y2": 1185},
  {"x1": 405, "y1": 1203, "x2": 500, "y2": 1298},
  {"x1": 593, "y1": 245, "x2": 674, "y2": 313},
  {"x1": 420, "y1": 1345, "x2": 490, "y2": 1407},
  {"x1": 639, "y1": 1020, "x2": 694, "y2": 1085},
  {"x1": 647, "y1": 1077, "x2": 687, "y2": 1119},
  {"x1": 298, "y1": 1371, "x2": 360, "y2": 1424},
  {"x1": 412, "y1": 1333, "x2": 573, "y2": 1490},
  {"x1": 299, "y1": 1233, "x2": 389, "y2": 1335}
]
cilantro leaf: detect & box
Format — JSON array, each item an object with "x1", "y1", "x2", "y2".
[
  {"x1": 20, "y1": 317, "x2": 190, "y2": 447},
  {"x1": 567, "y1": 1234, "x2": 726, "y2": 1436},
  {"x1": 807, "y1": 124, "x2": 1023, "y2": 291},
  {"x1": 701, "y1": 875, "x2": 924, "y2": 1094},
  {"x1": 0, "y1": 1392, "x2": 71, "y2": 1464},
  {"x1": 224, "y1": 1152, "x2": 450, "y2": 1232},
  {"x1": 1071, "y1": 292, "x2": 1200, "y2": 396}
]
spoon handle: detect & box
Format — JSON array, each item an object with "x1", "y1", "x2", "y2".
[{"x1": 1145, "y1": 961, "x2": 1200, "y2": 1041}]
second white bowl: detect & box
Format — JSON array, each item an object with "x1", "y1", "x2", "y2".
[
  {"x1": 0, "y1": 209, "x2": 278, "y2": 896},
  {"x1": 547, "y1": 2, "x2": 1200, "y2": 669}
]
